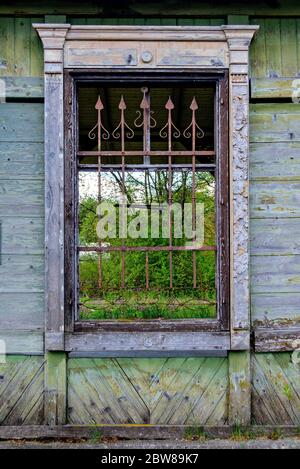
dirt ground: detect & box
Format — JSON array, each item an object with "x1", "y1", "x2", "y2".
[{"x1": 0, "y1": 437, "x2": 300, "y2": 449}]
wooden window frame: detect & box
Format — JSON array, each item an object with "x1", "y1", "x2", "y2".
[
  {"x1": 64, "y1": 70, "x2": 229, "y2": 353},
  {"x1": 34, "y1": 24, "x2": 258, "y2": 354}
]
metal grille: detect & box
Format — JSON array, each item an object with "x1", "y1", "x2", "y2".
[{"x1": 77, "y1": 84, "x2": 219, "y2": 319}]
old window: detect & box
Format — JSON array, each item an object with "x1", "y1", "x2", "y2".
[
  {"x1": 65, "y1": 72, "x2": 229, "y2": 335},
  {"x1": 35, "y1": 24, "x2": 258, "y2": 353}
]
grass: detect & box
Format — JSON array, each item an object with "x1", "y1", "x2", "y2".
[{"x1": 80, "y1": 290, "x2": 216, "y2": 320}]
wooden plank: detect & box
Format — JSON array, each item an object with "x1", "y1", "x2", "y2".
[
  {"x1": 227, "y1": 15, "x2": 249, "y2": 25},
  {"x1": 252, "y1": 293, "x2": 300, "y2": 325},
  {"x1": 0, "y1": 356, "x2": 44, "y2": 425},
  {"x1": 0, "y1": 103, "x2": 43, "y2": 142},
  {"x1": 0, "y1": 292, "x2": 44, "y2": 330},
  {"x1": 250, "y1": 103, "x2": 300, "y2": 143},
  {"x1": 45, "y1": 352, "x2": 67, "y2": 425},
  {"x1": 0, "y1": 254, "x2": 44, "y2": 293},
  {"x1": 0, "y1": 179, "x2": 44, "y2": 217},
  {"x1": 1, "y1": 217, "x2": 44, "y2": 255},
  {"x1": 30, "y1": 18, "x2": 44, "y2": 77},
  {"x1": 251, "y1": 255, "x2": 300, "y2": 294},
  {"x1": 251, "y1": 77, "x2": 298, "y2": 99},
  {"x1": 0, "y1": 17, "x2": 14, "y2": 75},
  {"x1": 0, "y1": 77, "x2": 44, "y2": 99},
  {"x1": 152, "y1": 358, "x2": 228, "y2": 425},
  {"x1": 68, "y1": 358, "x2": 149, "y2": 424},
  {"x1": 0, "y1": 330, "x2": 43, "y2": 354},
  {"x1": 65, "y1": 331, "x2": 231, "y2": 353},
  {"x1": 250, "y1": 181, "x2": 300, "y2": 218},
  {"x1": 264, "y1": 18, "x2": 282, "y2": 78},
  {"x1": 252, "y1": 353, "x2": 300, "y2": 424},
  {"x1": 249, "y1": 19, "x2": 266, "y2": 78},
  {"x1": 228, "y1": 351, "x2": 251, "y2": 425},
  {"x1": 255, "y1": 328, "x2": 300, "y2": 353},
  {"x1": 250, "y1": 218, "x2": 300, "y2": 256},
  {"x1": 14, "y1": 18, "x2": 31, "y2": 76},
  {"x1": 281, "y1": 19, "x2": 298, "y2": 78},
  {"x1": 0, "y1": 142, "x2": 44, "y2": 178},
  {"x1": 250, "y1": 142, "x2": 300, "y2": 180}
]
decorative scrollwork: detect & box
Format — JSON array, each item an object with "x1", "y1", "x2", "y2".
[
  {"x1": 88, "y1": 95, "x2": 110, "y2": 142},
  {"x1": 112, "y1": 95, "x2": 135, "y2": 140},
  {"x1": 182, "y1": 97, "x2": 204, "y2": 140},
  {"x1": 159, "y1": 97, "x2": 181, "y2": 139}
]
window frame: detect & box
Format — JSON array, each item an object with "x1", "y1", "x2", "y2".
[
  {"x1": 64, "y1": 69, "x2": 230, "y2": 340},
  {"x1": 34, "y1": 24, "x2": 258, "y2": 354}
]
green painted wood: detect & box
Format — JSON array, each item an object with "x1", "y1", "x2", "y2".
[
  {"x1": 68, "y1": 358, "x2": 228, "y2": 425},
  {"x1": 251, "y1": 77, "x2": 299, "y2": 99},
  {"x1": 0, "y1": 77, "x2": 44, "y2": 99},
  {"x1": 0, "y1": 331, "x2": 43, "y2": 354},
  {"x1": 0, "y1": 103, "x2": 43, "y2": 142},
  {"x1": 0, "y1": 254, "x2": 44, "y2": 293},
  {"x1": 0, "y1": 17, "x2": 44, "y2": 77},
  {"x1": 281, "y1": 19, "x2": 298, "y2": 78},
  {"x1": 0, "y1": 142, "x2": 44, "y2": 178},
  {"x1": 250, "y1": 219, "x2": 300, "y2": 256},
  {"x1": 0, "y1": 17, "x2": 15, "y2": 75},
  {"x1": 0, "y1": 179, "x2": 44, "y2": 217},
  {"x1": 250, "y1": 18, "x2": 266, "y2": 78},
  {"x1": 45, "y1": 352, "x2": 67, "y2": 425},
  {"x1": 0, "y1": 356, "x2": 44, "y2": 425},
  {"x1": 15, "y1": 18, "x2": 31, "y2": 76},
  {"x1": 227, "y1": 15, "x2": 249, "y2": 25},
  {"x1": 0, "y1": 292, "x2": 44, "y2": 330},
  {"x1": 252, "y1": 353, "x2": 300, "y2": 425},
  {"x1": 251, "y1": 255, "x2": 300, "y2": 294},
  {"x1": 252, "y1": 293, "x2": 300, "y2": 325},
  {"x1": 264, "y1": 18, "x2": 282, "y2": 78},
  {"x1": 250, "y1": 142, "x2": 300, "y2": 180},
  {"x1": 250, "y1": 103, "x2": 300, "y2": 143},
  {"x1": 250, "y1": 181, "x2": 300, "y2": 218},
  {"x1": 228, "y1": 351, "x2": 251, "y2": 425},
  {"x1": 1, "y1": 217, "x2": 44, "y2": 255}
]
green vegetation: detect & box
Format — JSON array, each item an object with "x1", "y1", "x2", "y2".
[{"x1": 79, "y1": 171, "x2": 217, "y2": 320}]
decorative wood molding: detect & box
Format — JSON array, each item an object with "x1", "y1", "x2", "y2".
[{"x1": 34, "y1": 24, "x2": 258, "y2": 353}]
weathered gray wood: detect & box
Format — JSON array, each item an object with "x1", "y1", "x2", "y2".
[
  {"x1": 251, "y1": 218, "x2": 300, "y2": 256},
  {"x1": 0, "y1": 330, "x2": 43, "y2": 354},
  {"x1": 45, "y1": 352, "x2": 67, "y2": 425},
  {"x1": 250, "y1": 142, "x2": 300, "y2": 180},
  {"x1": 0, "y1": 142, "x2": 44, "y2": 178},
  {"x1": 2, "y1": 217, "x2": 44, "y2": 255},
  {"x1": 0, "y1": 292, "x2": 44, "y2": 330},
  {"x1": 250, "y1": 103, "x2": 300, "y2": 143},
  {"x1": 0, "y1": 76, "x2": 43, "y2": 98},
  {"x1": 35, "y1": 26, "x2": 69, "y2": 352},
  {"x1": 228, "y1": 351, "x2": 251, "y2": 425},
  {"x1": 252, "y1": 293, "x2": 300, "y2": 325},
  {"x1": 250, "y1": 181, "x2": 300, "y2": 218},
  {"x1": 0, "y1": 179, "x2": 44, "y2": 217},
  {"x1": 65, "y1": 331, "x2": 230, "y2": 353},
  {"x1": 251, "y1": 77, "x2": 299, "y2": 99},
  {"x1": 254, "y1": 327, "x2": 300, "y2": 352},
  {"x1": 251, "y1": 254, "x2": 300, "y2": 294},
  {"x1": 0, "y1": 103, "x2": 43, "y2": 142}
]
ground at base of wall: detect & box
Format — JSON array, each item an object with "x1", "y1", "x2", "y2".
[{"x1": 1, "y1": 438, "x2": 300, "y2": 449}]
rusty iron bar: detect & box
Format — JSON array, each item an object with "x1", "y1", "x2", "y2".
[
  {"x1": 79, "y1": 245, "x2": 216, "y2": 253},
  {"x1": 78, "y1": 163, "x2": 216, "y2": 171},
  {"x1": 77, "y1": 150, "x2": 215, "y2": 157}
]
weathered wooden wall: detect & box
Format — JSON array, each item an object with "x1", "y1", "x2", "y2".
[{"x1": 0, "y1": 2, "x2": 299, "y2": 427}]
